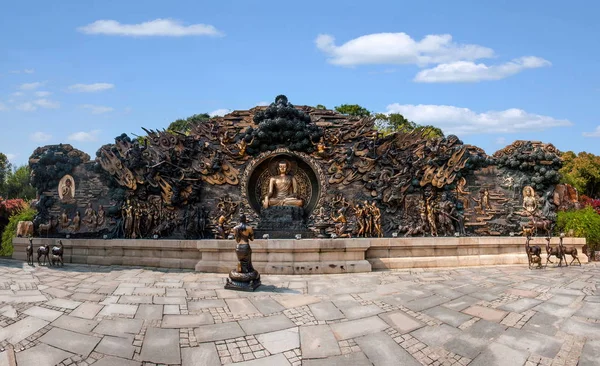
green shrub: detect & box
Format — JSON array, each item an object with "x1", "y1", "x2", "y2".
[
  {"x1": 0, "y1": 207, "x2": 36, "y2": 256},
  {"x1": 556, "y1": 206, "x2": 600, "y2": 251}
]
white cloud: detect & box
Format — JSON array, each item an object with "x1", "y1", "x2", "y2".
[
  {"x1": 81, "y1": 104, "x2": 114, "y2": 114},
  {"x1": 583, "y1": 126, "x2": 600, "y2": 137},
  {"x1": 34, "y1": 99, "x2": 60, "y2": 109},
  {"x1": 68, "y1": 83, "x2": 114, "y2": 92},
  {"x1": 16, "y1": 99, "x2": 60, "y2": 111},
  {"x1": 11, "y1": 92, "x2": 24, "y2": 97},
  {"x1": 19, "y1": 82, "x2": 44, "y2": 90},
  {"x1": 495, "y1": 137, "x2": 506, "y2": 145},
  {"x1": 256, "y1": 101, "x2": 270, "y2": 106},
  {"x1": 414, "y1": 57, "x2": 551, "y2": 83},
  {"x1": 209, "y1": 108, "x2": 231, "y2": 117},
  {"x1": 30, "y1": 131, "x2": 52, "y2": 142},
  {"x1": 17, "y1": 102, "x2": 36, "y2": 111},
  {"x1": 67, "y1": 130, "x2": 101, "y2": 142},
  {"x1": 5, "y1": 153, "x2": 17, "y2": 161},
  {"x1": 385, "y1": 104, "x2": 572, "y2": 135},
  {"x1": 78, "y1": 18, "x2": 223, "y2": 37},
  {"x1": 315, "y1": 32, "x2": 494, "y2": 67},
  {"x1": 35, "y1": 91, "x2": 51, "y2": 97},
  {"x1": 0, "y1": 102, "x2": 7, "y2": 111},
  {"x1": 10, "y1": 69, "x2": 34, "y2": 74}
]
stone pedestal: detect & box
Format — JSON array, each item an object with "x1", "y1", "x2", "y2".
[
  {"x1": 258, "y1": 206, "x2": 306, "y2": 231},
  {"x1": 225, "y1": 243, "x2": 261, "y2": 292}
]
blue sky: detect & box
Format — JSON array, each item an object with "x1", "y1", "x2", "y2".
[{"x1": 1, "y1": 0, "x2": 599, "y2": 167}]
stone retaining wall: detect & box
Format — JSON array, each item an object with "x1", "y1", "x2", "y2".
[{"x1": 12, "y1": 236, "x2": 588, "y2": 273}]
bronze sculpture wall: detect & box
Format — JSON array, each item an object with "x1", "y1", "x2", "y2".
[{"x1": 28, "y1": 95, "x2": 573, "y2": 239}]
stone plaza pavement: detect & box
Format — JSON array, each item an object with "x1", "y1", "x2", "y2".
[{"x1": 1, "y1": 259, "x2": 600, "y2": 366}]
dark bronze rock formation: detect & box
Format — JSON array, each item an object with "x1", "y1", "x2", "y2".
[
  {"x1": 28, "y1": 95, "x2": 569, "y2": 239},
  {"x1": 225, "y1": 215, "x2": 261, "y2": 291}
]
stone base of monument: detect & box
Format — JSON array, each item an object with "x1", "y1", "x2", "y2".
[
  {"x1": 225, "y1": 270, "x2": 261, "y2": 292},
  {"x1": 12, "y1": 236, "x2": 588, "y2": 273},
  {"x1": 257, "y1": 206, "x2": 309, "y2": 236}
]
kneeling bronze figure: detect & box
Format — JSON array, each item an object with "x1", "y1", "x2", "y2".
[{"x1": 225, "y1": 214, "x2": 261, "y2": 291}]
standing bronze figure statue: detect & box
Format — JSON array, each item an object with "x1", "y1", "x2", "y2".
[{"x1": 225, "y1": 214, "x2": 261, "y2": 291}]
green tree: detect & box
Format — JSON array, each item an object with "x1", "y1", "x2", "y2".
[
  {"x1": 334, "y1": 104, "x2": 371, "y2": 117},
  {"x1": 374, "y1": 113, "x2": 444, "y2": 138},
  {"x1": 0, "y1": 153, "x2": 10, "y2": 196},
  {"x1": 4, "y1": 165, "x2": 36, "y2": 200},
  {"x1": 314, "y1": 104, "x2": 327, "y2": 110},
  {"x1": 560, "y1": 151, "x2": 600, "y2": 198},
  {"x1": 168, "y1": 113, "x2": 211, "y2": 134}
]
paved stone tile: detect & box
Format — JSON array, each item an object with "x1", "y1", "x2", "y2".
[
  {"x1": 411, "y1": 324, "x2": 462, "y2": 347},
  {"x1": 0, "y1": 349, "x2": 15, "y2": 366},
  {"x1": 239, "y1": 314, "x2": 296, "y2": 335},
  {"x1": 339, "y1": 304, "x2": 383, "y2": 319},
  {"x1": 45, "y1": 298, "x2": 82, "y2": 309},
  {"x1": 300, "y1": 324, "x2": 340, "y2": 359},
  {"x1": 404, "y1": 294, "x2": 449, "y2": 311},
  {"x1": 140, "y1": 327, "x2": 181, "y2": 364},
  {"x1": 580, "y1": 339, "x2": 600, "y2": 366},
  {"x1": 504, "y1": 288, "x2": 538, "y2": 298},
  {"x1": 444, "y1": 332, "x2": 489, "y2": 359},
  {"x1": 98, "y1": 303, "x2": 138, "y2": 317},
  {"x1": 463, "y1": 305, "x2": 508, "y2": 322},
  {"x1": 533, "y1": 302, "x2": 579, "y2": 318},
  {"x1": 576, "y1": 301, "x2": 600, "y2": 320},
  {"x1": 162, "y1": 314, "x2": 214, "y2": 328},
  {"x1": 135, "y1": 304, "x2": 163, "y2": 320},
  {"x1": 96, "y1": 335, "x2": 136, "y2": 359},
  {"x1": 250, "y1": 297, "x2": 286, "y2": 315},
  {"x1": 379, "y1": 310, "x2": 424, "y2": 333},
  {"x1": 181, "y1": 344, "x2": 220, "y2": 366},
  {"x1": 70, "y1": 292, "x2": 105, "y2": 302},
  {"x1": 132, "y1": 287, "x2": 165, "y2": 295},
  {"x1": 302, "y1": 352, "x2": 371, "y2": 366},
  {"x1": 188, "y1": 299, "x2": 227, "y2": 310},
  {"x1": 0, "y1": 305, "x2": 17, "y2": 319},
  {"x1": 561, "y1": 318, "x2": 600, "y2": 338},
  {"x1": 228, "y1": 353, "x2": 290, "y2": 365},
  {"x1": 470, "y1": 341, "x2": 529, "y2": 366},
  {"x1": 424, "y1": 305, "x2": 473, "y2": 327},
  {"x1": 23, "y1": 305, "x2": 63, "y2": 321},
  {"x1": 15, "y1": 343, "x2": 73, "y2": 366},
  {"x1": 93, "y1": 318, "x2": 144, "y2": 338},
  {"x1": 356, "y1": 331, "x2": 421, "y2": 366},
  {"x1": 496, "y1": 327, "x2": 563, "y2": 358},
  {"x1": 275, "y1": 294, "x2": 321, "y2": 308},
  {"x1": 117, "y1": 295, "x2": 153, "y2": 304},
  {"x1": 153, "y1": 295, "x2": 186, "y2": 305},
  {"x1": 226, "y1": 298, "x2": 261, "y2": 315},
  {"x1": 91, "y1": 356, "x2": 141, "y2": 366},
  {"x1": 194, "y1": 322, "x2": 245, "y2": 342},
  {"x1": 39, "y1": 327, "x2": 101, "y2": 358},
  {"x1": 256, "y1": 327, "x2": 299, "y2": 354},
  {"x1": 51, "y1": 314, "x2": 98, "y2": 333},
  {"x1": 0, "y1": 316, "x2": 49, "y2": 344},
  {"x1": 41, "y1": 287, "x2": 73, "y2": 298},
  {"x1": 522, "y1": 312, "x2": 564, "y2": 336},
  {"x1": 547, "y1": 294, "x2": 578, "y2": 306},
  {"x1": 499, "y1": 298, "x2": 542, "y2": 313},
  {"x1": 69, "y1": 302, "x2": 104, "y2": 319},
  {"x1": 330, "y1": 315, "x2": 389, "y2": 340},
  {"x1": 443, "y1": 295, "x2": 482, "y2": 311},
  {"x1": 309, "y1": 301, "x2": 344, "y2": 321}
]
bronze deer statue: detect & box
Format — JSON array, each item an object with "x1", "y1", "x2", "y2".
[
  {"x1": 545, "y1": 236, "x2": 565, "y2": 267},
  {"x1": 559, "y1": 233, "x2": 581, "y2": 266},
  {"x1": 525, "y1": 235, "x2": 542, "y2": 269}
]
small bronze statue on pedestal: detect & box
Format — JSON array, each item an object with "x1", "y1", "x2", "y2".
[{"x1": 225, "y1": 214, "x2": 261, "y2": 292}]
